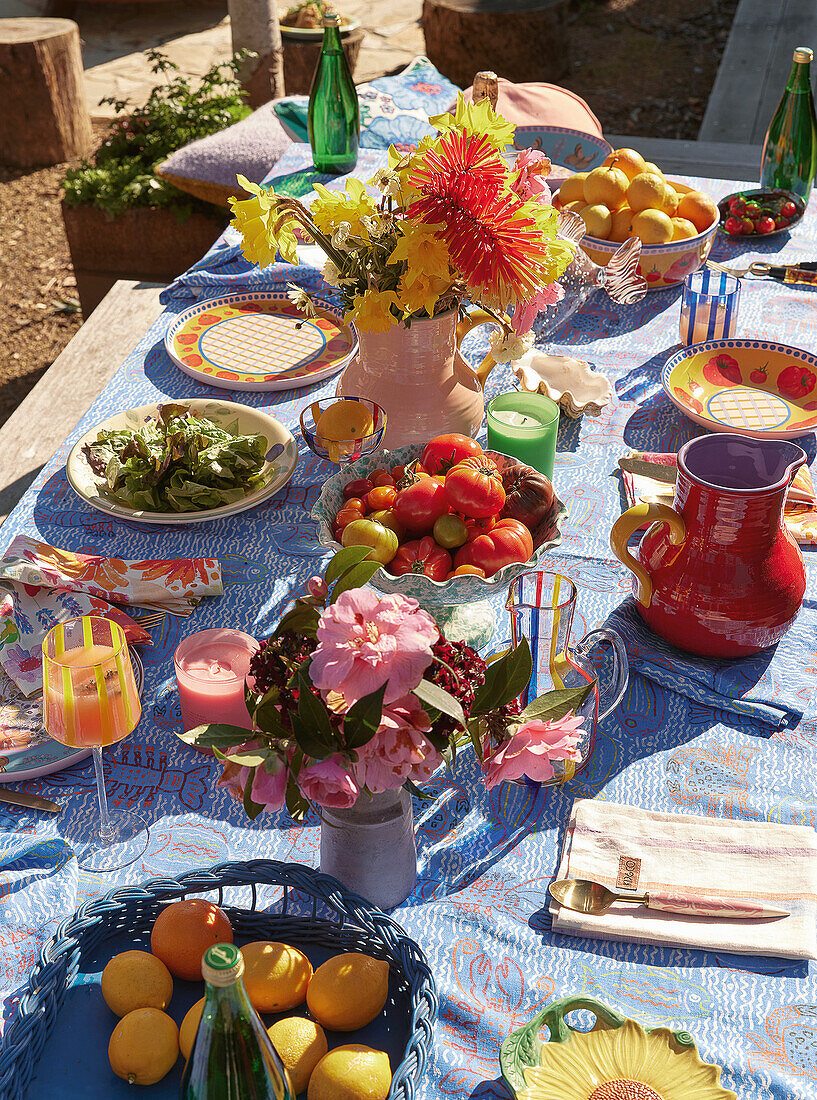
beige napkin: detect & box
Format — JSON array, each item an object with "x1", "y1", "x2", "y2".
[{"x1": 551, "y1": 799, "x2": 817, "y2": 960}]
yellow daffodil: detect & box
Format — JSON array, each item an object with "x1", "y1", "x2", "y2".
[
  {"x1": 398, "y1": 269, "x2": 450, "y2": 318},
  {"x1": 311, "y1": 178, "x2": 377, "y2": 241},
  {"x1": 388, "y1": 222, "x2": 451, "y2": 280},
  {"x1": 521, "y1": 1019, "x2": 736, "y2": 1100},
  {"x1": 229, "y1": 175, "x2": 298, "y2": 267},
  {"x1": 345, "y1": 289, "x2": 399, "y2": 334},
  {"x1": 429, "y1": 93, "x2": 516, "y2": 151}
]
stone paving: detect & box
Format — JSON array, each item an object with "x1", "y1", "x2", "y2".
[{"x1": 0, "y1": 0, "x2": 425, "y2": 118}]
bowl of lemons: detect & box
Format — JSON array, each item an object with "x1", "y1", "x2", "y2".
[{"x1": 554, "y1": 146, "x2": 720, "y2": 290}]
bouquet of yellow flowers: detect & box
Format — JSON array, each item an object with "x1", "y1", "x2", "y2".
[{"x1": 228, "y1": 96, "x2": 576, "y2": 355}]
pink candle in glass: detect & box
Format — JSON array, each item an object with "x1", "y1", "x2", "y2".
[{"x1": 174, "y1": 629, "x2": 259, "y2": 735}]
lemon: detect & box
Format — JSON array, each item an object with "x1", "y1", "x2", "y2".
[
  {"x1": 101, "y1": 950, "x2": 173, "y2": 1018},
  {"x1": 307, "y1": 1045, "x2": 392, "y2": 1100},
  {"x1": 562, "y1": 199, "x2": 587, "y2": 216},
  {"x1": 671, "y1": 216, "x2": 698, "y2": 241},
  {"x1": 557, "y1": 172, "x2": 588, "y2": 205},
  {"x1": 314, "y1": 400, "x2": 374, "y2": 443},
  {"x1": 603, "y1": 148, "x2": 646, "y2": 182},
  {"x1": 643, "y1": 161, "x2": 663, "y2": 176},
  {"x1": 578, "y1": 203, "x2": 612, "y2": 240},
  {"x1": 240, "y1": 941, "x2": 312, "y2": 1013},
  {"x1": 108, "y1": 1007, "x2": 179, "y2": 1086},
  {"x1": 583, "y1": 165, "x2": 628, "y2": 209},
  {"x1": 179, "y1": 997, "x2": 205, "y2": 1060},
  {"x1": 631, "y1": 209, "x2": 674, "y2": 244},
  {"x1": 268, "y1": 1016, "x2": 328, "y2": 1094},
  {"x1": 608, "y1": 206, "x2": 634, "y2": 243},
  {"x1": 627, "y1": 173, "x2": 674, "y2": 214},
  {"x1": 306, "y1": 953, "x2": 389, "y2": 1031}
]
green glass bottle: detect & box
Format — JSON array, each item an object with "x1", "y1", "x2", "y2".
[
  {"x1": 180, "y1": 943, "x2": 295, "y2": 1100},
  {"x1": 307, "y1": 12, "x2": 360, "y2": 174},
  {"x1": 760, "y1": 46, "x2": 817, "y2": 205}
]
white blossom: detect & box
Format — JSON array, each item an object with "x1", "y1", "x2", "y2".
[{"x1": 489, "y1": 328, "x2": 536, "y2": 364}]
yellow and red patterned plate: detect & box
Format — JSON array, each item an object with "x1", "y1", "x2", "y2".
[
  {"x1": 165, "y1": 291, "x2": 358, "y2": 392},
  {"x1": 663, "y1": 338, "x2": 817, "y2": 440}
]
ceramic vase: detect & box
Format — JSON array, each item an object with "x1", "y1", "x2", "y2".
[
  {"x1": 337, "y1": 310, "x2": 484, "y2": 449},
  {"x1": 319, "y1": 788, "x2": 417, "y2": 909}
]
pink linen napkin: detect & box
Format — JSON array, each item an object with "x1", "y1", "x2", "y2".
[
  {"x1": 550, "y1": 798, "x2": 817, "y2": 960},
  {"x1": 0, "y1": 535, "x2": 222, "y2": 696}
]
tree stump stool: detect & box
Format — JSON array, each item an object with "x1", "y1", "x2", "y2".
[
  {"x1": 0, "y1": 18, "x2": 92, "y2": 168},
  {"x1": 282, "y1": 28, "x2": 365, "y2": 96},
  {"x1": 422, "y1": 0, "x2": 570, "y2": 89}
]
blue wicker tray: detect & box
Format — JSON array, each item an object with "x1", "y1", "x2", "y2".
[{"x1": 0, "y1": 860, "x2": 437, "y2": 1100}]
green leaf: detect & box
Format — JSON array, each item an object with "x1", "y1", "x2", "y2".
[
  {"x1": 471, "y1": 639, "x2": 533, "y2": 716},
  {"x1": 325, "y1": 545, "x2": 372, "y2": 585},
  {"x1": 176, "y1": 722, "x2": 254, "y2": 748},
  {"x1": 329, "y1": 560, "x2": 382, "y2": 602},
  {"x1": 290, "y1": 714, "x2": 334, "y2": 759},
  {"x1": 425, "y1": 726, "x2": 450, "y2": 753},
  {"x1": 275, "y1": 599, "x2": 320, "y2": 638},
  {"x1": 296, "y1": 672, "x2": 335, "y2": 746},
  {"x1": 520, "y1": 680, "x2": 596, "y2": 722},
  {"x1": 223, "y1": 749, "x2": 269, "y2": 767},
  {"x1": 253, "y1": 686, "x2": 286, "y2": 734},
  {"x1": 412, "y1": 678, "x2": 465, "y2": 727},
  {"x1": 403, "y1": 777, "x2": 434, "y2": 801},
  {"x1": 243, "y1": 766, "x2": 264, "y2": 820},
  {"x1": 285, "y1": 774, "x2": 310, "y2": 821},
  {"x1": 343, "y1": 683, "x2": 387, "y2": 749},
  {"x1": 466, "y1": 717, "x2": 485, "y2": 762}
]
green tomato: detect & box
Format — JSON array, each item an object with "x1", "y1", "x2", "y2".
[
  {"x1": 341, "y1": 518, "x2": 399, "y2": 564},
  {"x1": 433, "y1": 513, "x2": 468, "y2": 549},
  {"x1": 368, "y1": 508, "x2": 406, "y2": 541}
]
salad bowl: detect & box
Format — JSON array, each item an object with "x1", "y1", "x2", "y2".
[{"x1": 67, "y1": 399, "x2": 298, "y2": 525}]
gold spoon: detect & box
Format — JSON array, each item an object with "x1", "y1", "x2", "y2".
[{"x1": 549, "y1": 878, "x2": 789, "y2": 920}]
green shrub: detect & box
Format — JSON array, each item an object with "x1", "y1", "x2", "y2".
[{"x1": 63, "y1": 50, "x2": 252, "y2": 219}]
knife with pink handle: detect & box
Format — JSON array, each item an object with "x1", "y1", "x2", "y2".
[{"x1": 549, "y1": 878, "x2": 790, "y2": 919}]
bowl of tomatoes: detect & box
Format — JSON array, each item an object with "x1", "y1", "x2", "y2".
[{"x1": 312, "y1": 434, "x2": 567, "y2": 607}]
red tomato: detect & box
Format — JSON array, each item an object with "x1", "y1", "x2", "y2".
[
  {"x1": 343, "y1": 478, "x2": 373, "y2": 500},
  {"x1": 366, "y1": 485, "x2": 397, "y2": 511},
  {"x1": 388, "y1": 537, "x2": 452, "y2": 580},
  {"x1": 465, "y1": 515, "x2": 497, "y2": 541},
  {"x1": 452, "y1": 564, "x2": 486, "y2": 577},
  {"x1": 372, "y1": 473, "x2": 395, "y2": 487},
  {"x1": 394, "y1": 478, "x2": 450, "y2": 534},
  {"x1": 500, "y1": 464, "x2": 555, "y2": 530},
  {"x1": 391, "y1": 462, "x2": 428, "y2": 482},
  {"x1": 335, "y1": 505, "x2": 366, "y2": 532},
  {"x1": 444, "y1": 456, "x2": 506, "y2": 519},
  {"x1": 421, "y1": 434, "x2": 483, "y2": 475},
  {"x1": 344, "y1": 497, "x2": 366, "y2": 513},
  {"x1": 454, "y1": 518, "x2": 534, "y2": 576}
]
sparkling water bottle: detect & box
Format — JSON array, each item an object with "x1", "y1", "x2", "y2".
[
  {"x1": 308, "y1": 12, "x2": 359, "y2": 174},
  {"x1": 760, "y1": 46, "x2": 817, "y2": 205}
]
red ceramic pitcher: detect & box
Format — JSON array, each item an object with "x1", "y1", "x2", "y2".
[{"x1": 610, "y1": 434, "x2": 807, "y2": 657}]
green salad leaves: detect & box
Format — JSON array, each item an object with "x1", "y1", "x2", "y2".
[{"x1": 83, "y1": 404, "x2": 269, "y2": 512}]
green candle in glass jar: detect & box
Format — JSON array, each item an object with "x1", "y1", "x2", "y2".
[{"x1": 486, "y1": 391, "x2": 560, "y2": 478}]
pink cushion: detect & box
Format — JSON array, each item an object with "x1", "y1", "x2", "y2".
[{"x1": 461, "y1": 78, "x2": 603, "y2": 137}]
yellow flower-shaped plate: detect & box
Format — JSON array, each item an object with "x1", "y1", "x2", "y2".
[
  {"x1": 662, "y1": 338, "x2": 817, "y2": 439},
  {"x1": 501, "y1": 995, "x2": 735, "y2": 1100}
]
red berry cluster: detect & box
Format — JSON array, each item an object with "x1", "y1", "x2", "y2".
[
  {"x1": 249, "y1": 631, "x2": 318, "y2": 705},
  {"x1": 425, "y1": 637, "x2": 522, "y2": 737},
  {"x1": 722, "y1": 192, "x2": 801, "y2": 236}
]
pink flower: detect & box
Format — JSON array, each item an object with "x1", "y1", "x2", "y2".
[
  {"x1": 512, "y1": 282, "x2": 565, "y2": 335},
  {"x1": 481, "y1": 713, "x2": 585, "y2": 790},
  {"x1": 510, "y1": 148, "x2": 552, "y2": 205},
  {"x1": 216, "y1": 741, "x2": 288, "y2": 812},
  {"x1": 310, "y1": 589, "x2": 438, "y2": 707},
  {"x1": 354, "y1": 694, "x2": 442, "y2": 792},
  {"x1": 308, "y1": 575, "x2": 328, "y2": 600},
  {"x1": 298, "y1": 754, "x2": 360, "y2": 808}
]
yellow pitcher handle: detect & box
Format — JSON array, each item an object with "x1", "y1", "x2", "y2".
[
  {"x1": 456, "y1": 308, "x2": 504, "y2": 390},
  {"x1": 609, "y1": 503, "x2": 686, "y2": 607}
]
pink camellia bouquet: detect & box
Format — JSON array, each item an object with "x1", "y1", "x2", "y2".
[{"x1": 179, "y1": 548, "x2": 594, "y2": 818}]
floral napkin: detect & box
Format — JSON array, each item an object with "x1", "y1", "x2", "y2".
[{"x1": 0, "y1": 535, "x2": 222, "y2": 696}]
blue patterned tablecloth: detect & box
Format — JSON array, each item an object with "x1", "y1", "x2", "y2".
[{"x1": 2, "y1": 160, "x2": 817, "y2": 1099}]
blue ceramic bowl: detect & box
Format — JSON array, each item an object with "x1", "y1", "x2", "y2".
[{"x1": 508, "y1": 126, "x2": 613, "y2": 180}]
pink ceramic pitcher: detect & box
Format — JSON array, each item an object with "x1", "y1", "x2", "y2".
[{"x1": 610, "y1": 434, "x2": 807, "y2": 657}]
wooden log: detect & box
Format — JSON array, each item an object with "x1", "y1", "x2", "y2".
[
  {"x1": 421, "y1": 0, "x2": 570, "y2": 89},
  {"x1": 0, "y1": 18, "x2": 92, "y2": 167},
  {"x1": 282, "y1": 28, "x2": 365, "y2": 97}
]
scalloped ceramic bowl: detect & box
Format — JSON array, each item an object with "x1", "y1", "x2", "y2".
[{"x1": 312, "y1": 444, "x2": 566, "y2": 646}]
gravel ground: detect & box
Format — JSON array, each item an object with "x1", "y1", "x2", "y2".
[{"x1": 0, "y1": 0, "x2": 739, "y2": 427}]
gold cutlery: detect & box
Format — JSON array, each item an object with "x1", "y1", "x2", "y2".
[
  {"x1": 549, "y1": 877, "x2": 789, "y2": 919},
  {"x1": 0, "y1": 789, "x2": 61, "y2": 813}
]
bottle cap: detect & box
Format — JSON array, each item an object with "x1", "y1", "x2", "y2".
[
  {"x1": 202, "y1": 942, "x2": 244, "y2": 986},
  {"x1": 794, "y1": 47, "x2": 813, "y2": 62},
  {"x1": 323, "y1": 12, "x2": 341, "y2": 25}
]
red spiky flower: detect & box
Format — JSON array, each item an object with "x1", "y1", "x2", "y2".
[{"x1": 405, "y1": 128, "x2": 554, "y2": 309}]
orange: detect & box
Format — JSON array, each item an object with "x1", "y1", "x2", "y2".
[
  {"x1": 676, "y1": 189, "x2": 719, "y2": 232},
  {"x1": 627, "y1": 173, "x2": 674, "y2": 214},
  {"x1": 579, "y1": 203, "x2": 612, "y2": 239},
  {"x1": 307, "y1": 953, "x2": 389, "y2": 1031},
  {"x1": 151, "y1": 899, "x2": 233, "y2": 982},
  {"x1": 608, "y1": 206, "x2": 634, "y2": 243},
  {"x1": 240, "y1": 941, "x2": 312, "y2": 1012},
  {"x1": 671, "y1": 216, "x2": 698, "y2": 241},
  {"x1": 603, "y1": 147, "x2": 646, "y2": 181},
  {"x1": 583, "y1": 165, "x2": 629, "y2": 209},
  {"x1": 631, "y1": 209, "x2": 674, "y2": 244},
  {"x1": 179, "y1": 997, "x2": 205, "y2": 1060},
  {"x1": 558, "y1": 172, "x2": 587, "y2": 205}
]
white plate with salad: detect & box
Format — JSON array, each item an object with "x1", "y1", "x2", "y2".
[{"x1": 66, "y1": 399, "x2": 299, "y2": 525}]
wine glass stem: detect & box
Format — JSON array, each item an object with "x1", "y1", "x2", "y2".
[{"x1": 92, "y1": 745, "x2": 114, "y2": 844}]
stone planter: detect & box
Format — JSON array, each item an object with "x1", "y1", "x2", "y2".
[
  {"x1": 282, "y1": 27, "x2": 364, "y2": 95},
  {"x1": 61, "y1": 201, "x2": 228, "y2": 316}
]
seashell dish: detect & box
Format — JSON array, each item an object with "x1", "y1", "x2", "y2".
[{"x1": 514, "y1": 350, "x2": 612, "y2": 418}]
